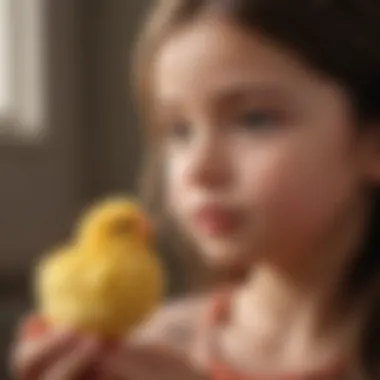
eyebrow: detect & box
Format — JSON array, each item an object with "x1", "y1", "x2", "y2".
[
  {"x1": 212, "y1": 81, "x2": 290, "y2": 105},
  {"x1": 155, "y1": 81, "x2": 291, "y2": 114}
]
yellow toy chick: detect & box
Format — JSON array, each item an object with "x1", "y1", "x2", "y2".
[{"x1": 34, "y1": 197, "x2": 165, "y2": 338}]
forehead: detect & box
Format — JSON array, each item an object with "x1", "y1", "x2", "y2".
[{"x1": 153, "y1": 17, "x2": 322, "y2": 105}]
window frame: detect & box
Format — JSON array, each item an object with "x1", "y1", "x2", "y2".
[{"x1": 0, "y1": 0, "x2": 49, "y2": 148}]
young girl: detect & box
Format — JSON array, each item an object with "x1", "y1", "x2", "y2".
[{"x1": 11, "y1": 0, "x2": 380, "y2": 379}]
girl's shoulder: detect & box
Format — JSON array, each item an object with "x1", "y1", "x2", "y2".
[{"x1": 131, "y1": 293, "x2": 213, "y2": 352}]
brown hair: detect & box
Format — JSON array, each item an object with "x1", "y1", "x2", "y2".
[{"x1": 133, "y1": 0, "x2": 380, "y2": 376}]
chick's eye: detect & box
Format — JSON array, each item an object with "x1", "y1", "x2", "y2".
[{"x1": 111, "y1": 219, "x2": 134, "y2": 235}]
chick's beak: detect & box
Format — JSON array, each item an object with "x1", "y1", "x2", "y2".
[{"x1": 140, "y1": 218, "x2": 154, "y2": 243}]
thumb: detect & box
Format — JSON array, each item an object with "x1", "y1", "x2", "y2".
[{"x1": 41, "y1": 338, "x2": 101, "y2": 380}]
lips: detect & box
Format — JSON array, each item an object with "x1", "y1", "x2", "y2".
[{"x1": 193, "y1": 205, "x2": 243, "y2": 236}]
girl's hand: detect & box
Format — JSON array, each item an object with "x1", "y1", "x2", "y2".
[
  {"x1": 99, "y1": 342, "x2": 207, "y2": 380},
  {"x1": 10, "y1": 315, "x2": 102, "y2": 380}
]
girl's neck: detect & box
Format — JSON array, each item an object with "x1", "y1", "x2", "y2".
[
  {"x1": 219, "y1": 199, "x2": 369, "y2": 374},
  {"x1": 219, "y1": 268, "x2": 359, "y2": 374}
]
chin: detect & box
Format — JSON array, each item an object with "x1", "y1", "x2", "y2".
[{"x1": 200, "y1": 239, "x2": 254, "y2": 270}]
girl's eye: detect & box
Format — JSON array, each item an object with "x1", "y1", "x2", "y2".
[
  {"x1": 168, "y1": 120, "x2": 192, "y2": 141},
  {"x1": 236, "y1": 110, "x2": 279, "y2": 130}
]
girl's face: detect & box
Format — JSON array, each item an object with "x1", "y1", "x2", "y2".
[{"x1": 153, "y1": 17, "x2": 376, "y2": 269}]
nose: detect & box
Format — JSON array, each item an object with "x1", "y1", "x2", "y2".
[{"x1": 187, "y1": 132, "x2": 231, "y2": 189}]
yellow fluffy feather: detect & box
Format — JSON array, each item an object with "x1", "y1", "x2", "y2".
[{"x1": 34, "y1": 197, "x2": 165, "y2": 338}]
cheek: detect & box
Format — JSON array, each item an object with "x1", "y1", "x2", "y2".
[
  {"x1": 164, "y1": 152, "x2": 190, "y2": 216},
  {"x1": 240, "y1": 140, "x2": 358, "y2": 238}
]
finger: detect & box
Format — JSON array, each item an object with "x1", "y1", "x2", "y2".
[
  {"x1": 12, "y1": 328, "x2": 77, "y2": 379},
  {"x1": 102, "y1": 359, "x2": 196, "y2": 380},
  {"x1": 99, "y1": 344, "x2": 147, "y2": 379},
  {"x1": 17, "y1": 314, "x2": 50, "y2": 340},
  {"x1": 41, "y1": 338, "x2": 101, "y2": 380},
  {"x1": 125, "y1": 343, "x2": 186, "y2": 367},
  {"x1": 101, "y1": 345, "x2": 182, "y2": 379},
  {"x1": 101, "y1": 360, "x2": 152, "y2": 380}
]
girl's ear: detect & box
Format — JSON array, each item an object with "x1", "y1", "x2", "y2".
[{"x1": 362, "y1": 125, "x2": 380, "y2": 184}]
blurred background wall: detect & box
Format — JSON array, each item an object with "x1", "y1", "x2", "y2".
[{"x1": 0, "y1": 1, "x2": 183, "y2": 377}]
